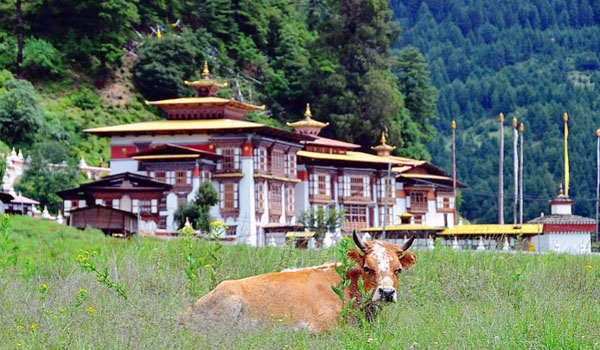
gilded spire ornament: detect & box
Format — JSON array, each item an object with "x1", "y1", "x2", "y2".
[
  {"x1": 183, "y1": 61, "x2": 227, "y2": 97},
  {"x1": 202, "y1": 61, "x2": 210, "y2": 78},
  {"x1": 304, "y1": 103, "x2": 312, "y2": 119},
  {"x1": 286, "y1": 103, "x2": 329, "y2": 135},
  {"x1": 371, "y1": 131, "x2": 396, "y2": 156}
]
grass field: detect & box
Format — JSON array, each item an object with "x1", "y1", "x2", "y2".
[{"x1": 1, "y1": 215, "x2": 600, "y2": 349}]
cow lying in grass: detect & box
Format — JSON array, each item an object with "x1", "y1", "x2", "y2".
[{"x1": 185, "y1": 231, "x2": 417, "y2": 332}]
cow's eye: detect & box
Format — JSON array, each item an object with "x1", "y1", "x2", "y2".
[
  {"x1": 395, "y1": 268, "x2": 403, "y2": 275},
  {"x1": 363, "y1": 266, "x2": 374, "y2": 275}
]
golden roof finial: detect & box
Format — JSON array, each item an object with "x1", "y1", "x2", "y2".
[
  {"x1": 512, "y1": 118, "x2": 518, "y2": 128},
  {"x1": 380, "y1": 131, "x2": 387, "y2": 145},
  {"x1": 451, "y1": 120, "x2": 456, "y2": 130},
  {"x1": 596, "y1": 129, "x2": 600, "y2": 138},
  {"x1": 519, "y1": 123, "x2": 524, "y2": 132},
  {"x1": 202, "y1": 61, "x2": 210, "y2": 78},
  {"x1": 499, "y1": 113, "x2": 504, "y2": 122},
  {"x1": 563, "y1": 112, "x2": 569, "y2": 122},
  {"x1": 304, "y1": 103, "x2": 312, "y2": 119}
]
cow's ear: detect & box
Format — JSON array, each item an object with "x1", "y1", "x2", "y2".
[
  {"x1": 399, "y1": 251, "x2": 417, "y2": 270},
  {"x1": 347, "y1": 249, "x2": 364, "y2": 265}
]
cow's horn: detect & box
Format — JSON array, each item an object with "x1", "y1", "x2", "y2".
[
  {"x1": 401, "y1": 235, "x2": 416, "y2": 251},
  {"x1": 353, "y1": 230, "x2": 367, "y2": 252}
]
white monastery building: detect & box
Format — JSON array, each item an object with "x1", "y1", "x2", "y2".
[{"x1": 59, "y1": 63, "x2": 461, "y2": 245}]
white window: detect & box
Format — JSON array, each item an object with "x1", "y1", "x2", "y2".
[
  {"x1": 151, "y1": 199, "x2": 158, "y2": 213},
  {"x1": 112, "y1": 199, "x2": 120, "y2": 209},
  {"x1": 132, "y1": 199, "x2": 139, "y2": 213},
  {"x1": 95, "y1": 199, "x2": 104, "y2": 206}
]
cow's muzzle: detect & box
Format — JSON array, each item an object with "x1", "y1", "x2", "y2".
[{"x1": 374, "y1": 287, "x2": 396, "y2": 302}]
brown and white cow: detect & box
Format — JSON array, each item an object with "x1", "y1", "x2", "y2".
[{"x1": 184, "y1": 231, "x2": 417, "y2": 332}]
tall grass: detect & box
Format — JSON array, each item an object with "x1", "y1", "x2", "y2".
[{"x1": 1, "y1": 215, "x2": 600, "y2": 349}]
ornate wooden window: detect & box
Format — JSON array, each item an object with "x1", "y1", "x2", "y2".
[
  {"x1": 271, "y1": 149, "x2": 285, "y2": 176},
  {"x1": 287, "y1": 153, "x2": 296, "y2": 176},
  {"x1": 437, "y1": 194, "x2": 455, "y2": 210},
  {"x1": 269, "y1": 182, "x2": 282, "y2": 214},
  {"x1": 253, "y1": 147, "x2": 268, "y2": 173},
  {"x1": 377, "y1": 177, "x2": 395, "y2": 199},
  {"x1": 165, "y1": 171, "x2": 175, "y2": 185},
  {"x1": 218, "y1": 147, "x2": 240, "y2": 172},
  {"x1": 255, "y1": 182, "x2": 264, "y2": 213},
  {"x1": 409, "y1": 192, "x2": 428, "y2": 211},
  {"x1": 175, "y1": 171, "x2": 188, "y2": 186},
  {"x1": 379, "y1": 206, "x2": 394, "y2": 226},
  {"x1": 154, "y1": 171, "x2": 166, "y2": 183},
  {"x1": 219, "y1": 182, "x2": 238, "y2": 211},
  {"x1": 286, "y1": 186, "x2": 294, "y2": 216},
  {"x1": 350, "y1": 177, "x2": 370, "y2": 197},
  {"x1": 344, "y1": 204, "x2": 367, "y2": 230}
]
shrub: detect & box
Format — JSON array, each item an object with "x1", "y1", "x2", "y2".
[{"x1": 22, "y1": 38, "x2": 63, "y2": 77}]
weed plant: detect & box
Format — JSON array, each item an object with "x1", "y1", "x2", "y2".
[{"x1": 1, "y1": 215, "x2": 600, "y2": 349}]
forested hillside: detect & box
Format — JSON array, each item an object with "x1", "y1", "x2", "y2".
[
  {"x1": 391, "y1": 0, "x2": 600, "y2": 222},
  {"x1": 0, "y1": 0, "x2": 437, "y2": 212}
]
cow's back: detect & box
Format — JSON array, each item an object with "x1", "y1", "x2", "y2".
[{"x1": 186, "y1": 264, "x2": 342, "y2": 332}]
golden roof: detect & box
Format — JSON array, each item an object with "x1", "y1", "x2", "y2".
[
  {"x1": 388, "y1": 156, "x2": 425, "y2": 166},
  {"x1": 286, "y1": 103, "x2": 329, "y2": 129},
  {"x1": 371, "y1": 132, "x2": 396, "y2": 152},
  {"x1": 184, "y1": 61, "x2": 227, "y2": 88},
  {"x1": 285, "y1": 231, "x2": 315, "y2": 238},
  {"x1": 85, "y1": 119, "x2": 265, "y2": 135},
  {"x1": 399, "y1": 173, "x2": 452, "y2": 181},
  {"x1": 391, "y1": 166, "x2": 413, "y2": 174},
  {"x1": 362, "y1": 224, "x2": 443, "y2": 232},
  {"x1": 440, "y1": 224, "x2": 543, "y2": 236},
  {"x1": 297, "y1": 150, "x2": 400, "y2": 165},
  {"x1": 145, "y1": 97, "x2": 264, "y2": 111}
]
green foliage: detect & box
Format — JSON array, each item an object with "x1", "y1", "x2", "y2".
[
  {"x1": 0, "y1": 215, "x2": 17, "y2": 276},
  {"x1": 174, "y1": 180, "x2": 219, "y2": 232},
  {"x1": 331, "y1": 236, "x2": 356, "y2": 324},
  {"x1": 392, "y1": 0, "x2": 600, "y2": 222},
  {"x1": 2, "y1": 217, "x2": 600, "y2": 347},
  {"x1": 22, "y1": 37, "x2": 63, "y2": 77},
  {"x1": 299, "y1": 207, "x2": 345, "y2": 243},
  {"x1": 0, "y1": 78, "x2": 42, "y2": 147},
  {"x1": 179, "y1": 220, "x2": 225, "y2": 295},
  {"x1": 0, "y1": 33, "x2": 16, "y2": 71},
  {"x1": 133, "y1": 31, "x2": 208, "y2": 101},
  {"x1": 76, "y1": 249, "x2": 128, "y2": 299},
  {"x1": 14, "y1": 141, "x2": 85, "y2": 213}
]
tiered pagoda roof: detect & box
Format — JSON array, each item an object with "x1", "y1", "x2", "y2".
[{"x1": 145, "y1": 62, "x2": 264, "y2": 120}]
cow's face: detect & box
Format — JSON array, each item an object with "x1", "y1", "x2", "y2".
[{"x1": 348, "y1": 231, "x2": 417, "y2": 303}]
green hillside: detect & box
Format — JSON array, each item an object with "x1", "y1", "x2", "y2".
[
  {"x1": 0, "y1": 0, "x2": 437, "y2": 214},
  {"x1": 390, "y1": 0, "x2": 600, "y2": 222}
]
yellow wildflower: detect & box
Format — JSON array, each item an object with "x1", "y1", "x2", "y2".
[
  {"x1": 39, "y1": 283, "x2": 49, "y2": 293},
  {"x1": 29, "y1": 323, "x2": 38, "y2": 331},
  {"x1": 585, "y1": 264, "x2": 593, "y2": 270},
  {"x1": 204, "y1": 264, "x2": 211, "y2": 268},
  {"x1": 16, "y1": 325, "x2": 24, "y2": 330},
  {"x1": 17, "y1": 343, "x2": 22, "y2": 347},
  {"x1": 86, "y1": 306, "x2": 96, "y2": 314}
]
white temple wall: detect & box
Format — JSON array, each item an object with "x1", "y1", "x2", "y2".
[
  {"x1": 237, "y1": 156, "x2": 256, "y2": 245},
  {"x1": 532, "y1": 233, "x2": 591, "y2": 254},
  {"x1": 110, "y1": 159, "x2": 140, "y2": 174}
]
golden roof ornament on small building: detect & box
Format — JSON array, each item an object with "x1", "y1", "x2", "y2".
[
  {"x1": 201, "y1": 61, "x2": 210, "y2": 78},
  {"x1": 286, "y1": 103, "x2": 329, "y2": 136},
  {"x1": 371, "y1": 131, "x2": 396, "y2": 157},
  {"x1": 184, "y1": 61, "x2": 227, "y2": 97}
]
